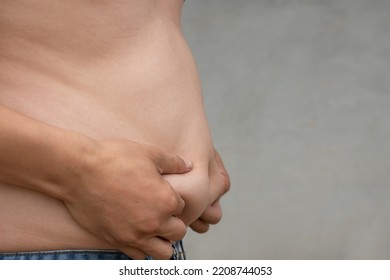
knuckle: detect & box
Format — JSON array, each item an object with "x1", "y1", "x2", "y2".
[
  {"x1": 141, "y1": 217, "x2": 163, "y2": 234},
  {"x1": 160, "y1": 188, "x2": 180, "y2": 214}
]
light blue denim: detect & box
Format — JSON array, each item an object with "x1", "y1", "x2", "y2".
[{"x1": 0, "y1": 240, "x2": 185, "y2": 260}]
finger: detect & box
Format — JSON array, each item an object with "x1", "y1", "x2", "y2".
[
  {"x1": 120, "y1": 246, "x2": 148, "y2": 260},
  {"x1": 199, "y1": 201, "x2": 222, "y2": 225},
  {"x1": 190, "y1": 219, "x2": 210, "y2": 234},
  {"x1": 214, "y1": 148, "x2": 231, "y2": 194},
  {"x1": 150, "y1": 148, "x2": 193, "y2": 174},
  {"x1": 158, "y1": 216, "x2": 187, "y2": 241},
  {"x1": 214, "y1": 149, "x2": 227, "y2": 173},
  {"x1": 173, "y1": 194, "x2": 186, "y2": 216},
  {"x1": 139, "y1": 236, "x2": 175, "y2": 260},
  {"x1": 161, "y1": 179, "x2": 186, "y2": 216},
  {"x1": 208, "y1": 153, "x2": 230, "y2": 203},
  {"x1": 209, "y1": 169, "x2": 227, "y2": 204}
]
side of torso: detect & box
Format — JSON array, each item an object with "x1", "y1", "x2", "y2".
[{"x1": 0, "y1": 0, "x2": 213, "y2": 251}]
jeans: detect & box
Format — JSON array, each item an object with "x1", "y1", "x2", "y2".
[{"x1": 0, "y1": 240, "x2": 185, "y2": 260}]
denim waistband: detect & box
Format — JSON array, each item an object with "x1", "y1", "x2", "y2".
[{"x1": 0, "y1": 240, "x2": 185, "y2": 260}]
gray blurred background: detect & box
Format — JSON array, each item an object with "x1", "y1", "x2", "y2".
[{"x1": 181, "y1": 0, "x2": 390, "y2": 259}]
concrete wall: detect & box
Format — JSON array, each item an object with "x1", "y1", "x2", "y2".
[{"x1": 182, "y1": 0, "x2": 390, "y2": 259}]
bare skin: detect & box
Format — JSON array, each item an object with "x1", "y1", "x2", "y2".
[{"x1": 0, "y1": 0, "x2": 230, "y2": 259}]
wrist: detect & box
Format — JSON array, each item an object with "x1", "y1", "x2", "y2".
[
  {"x1": 51, "y1": 131, "x2": 99, "y2": 203},
  {"x1": 0, "y1": 104, "x2": 100, "y2": 202}
]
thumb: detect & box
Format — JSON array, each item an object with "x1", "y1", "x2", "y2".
[{"x1": 151, "y1": 148, "x2": 193, "y2": 174}]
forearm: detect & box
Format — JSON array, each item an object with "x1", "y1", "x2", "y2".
[
  {"x1": 0, "y1": 104, "x2": 95, "y2": 201},
  {"x1": 0, "y1": 103, "x2": 192, "y2": 259}
]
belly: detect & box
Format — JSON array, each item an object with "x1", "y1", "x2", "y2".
[{"x1": 0, "y1": 18, "x2": 213, "y2": 252}]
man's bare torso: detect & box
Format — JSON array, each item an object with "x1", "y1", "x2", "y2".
[{"x1": 0, "y1": 0, "x2": 215, "y2": 252}]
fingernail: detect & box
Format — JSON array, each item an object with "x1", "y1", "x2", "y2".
[{"x1": 184, "y1": 159, "x2": 193, "y2": 171}]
